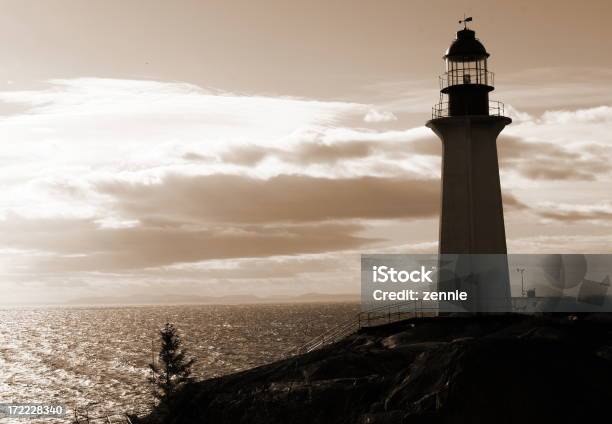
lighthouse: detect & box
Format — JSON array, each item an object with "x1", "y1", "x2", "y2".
[{"x1": 427, "y1": 20, "x2": 512, "y2": 312}]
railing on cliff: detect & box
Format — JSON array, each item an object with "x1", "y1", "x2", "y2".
[
  {"x1": 287, "y1": 300, "x2": 438, "y2": 356},
  {"x1": 81, "y1": 301, "x2": 438, "y2": 421}
]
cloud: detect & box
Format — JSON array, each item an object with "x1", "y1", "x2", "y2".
[
  {"x1": 0, "y1": 215, "x2": 376, "y2": 271},
  {"x1": 1, "y1": 170, "x2": 518, "y2": 275},
  {"x1": 218, "y1": 137, "x2": 438, "y2": 167},
  {"x1": 290, "y1": 141, "x2": 376, "y2": 164},
  {"x1": 213, "y1": 110, "x2": 612, "y2": 184},
  {"x1": 182, "y1": 152, "x2": 216, "y2": 162},
  {"x1": 541, "y1": 105, "x2": 612, "y2": 124},
  {"x1": 0, "y1": 76, "x2": 610, "y2": 301},
  {"x1": 0, "y1": 78, "x2": 380, "y2": 219},
  {"x1": 97, "y1": 173, "x2": 442, "y2": 224},
  {"x1": 160, "y1": 254, "x2": 351, "y2": 281},
  {"x1": 502, "y1": 193, "x2": 528, "y2": 210},
  {"x1": 516, "y1": 161, "x2": 603, "y2": 181},
  {"x1": 220, "y1": 144, "x2": 271, "y2": 166},
  {"x1": 498, "y1": 136, "x2": 575, "y2": 160},
  {"x1": 535, "y1": 202, "x2": 612, "y2": 223},
  {"x1": 499, "y1": 126, "x2": 611, "y2": 181},
  {"x1": 0, "y1": 78, "x2": 365, "y2": 131},
  {"x1": 363, "y1": 108, "x2": 397, "y2": 123},
  {"x1": 504, "y1": 104, "x2": 534, "y2": 123},
  {"x1": 507, "y1": 235, "x2": 612, "y2": 254},
  {"x1": 0, "y1": 78, "x2": 369, "y2": 173}
]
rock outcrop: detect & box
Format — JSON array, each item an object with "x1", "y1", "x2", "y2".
[{"x1": 138, "y1": 314, "x2": 612, "y2": 423}]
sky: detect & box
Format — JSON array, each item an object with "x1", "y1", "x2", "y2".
[{"x1": 0, "y1": 0, "x2": 611, "y2": 304}]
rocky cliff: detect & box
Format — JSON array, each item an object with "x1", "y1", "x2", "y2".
[{"x1": 138, "y1": 314, "x2": 612, "y2": 423}]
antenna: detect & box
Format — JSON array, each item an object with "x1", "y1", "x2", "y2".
[{"x1": 458, "y1": 15, "x2": 473, "y2": 29}]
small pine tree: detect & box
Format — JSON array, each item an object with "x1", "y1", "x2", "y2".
[{"x1": 149, "y1": 323, "x2": 195, "y2": 406}]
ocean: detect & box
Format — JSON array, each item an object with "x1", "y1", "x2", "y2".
[{"x1": 0, "y1": 303, "x2": 359, "y2": 422}]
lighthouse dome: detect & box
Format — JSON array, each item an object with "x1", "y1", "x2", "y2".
[{"x1": 444, "y1": 29, "x2": 489, "y2": 60}]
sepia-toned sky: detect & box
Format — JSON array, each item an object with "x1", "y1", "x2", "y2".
[{"x1": 1, "y1": 0, "x2": 611, "y2": 304}]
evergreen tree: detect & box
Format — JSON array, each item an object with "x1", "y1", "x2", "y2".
[{"x1": 149, "y1": 323, "x2": 195, "y2": 406}]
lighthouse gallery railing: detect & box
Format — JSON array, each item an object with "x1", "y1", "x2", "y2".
[{"x1": 431, "y1": 99, "x2": 505, "y2": 119}]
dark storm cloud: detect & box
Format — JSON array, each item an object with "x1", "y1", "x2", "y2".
[{"x1": 97, "y1": 174, "x2": 443, "y2": 224}]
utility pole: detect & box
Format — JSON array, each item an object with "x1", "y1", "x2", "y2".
[{"x1": 516, "y1": 268, "x2": 526, "y2": 297}]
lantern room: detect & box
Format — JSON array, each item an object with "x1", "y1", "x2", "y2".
[
  {"x1": 443, "y1": 28, "x2": 491, "y2": 87},
  {"x1": 432, "y1": 22, "x2": 505, "y2": 118}
]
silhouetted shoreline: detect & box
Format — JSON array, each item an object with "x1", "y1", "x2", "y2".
[{"x1": 137, "y1": 314, "x2": 612, "y2": 424}]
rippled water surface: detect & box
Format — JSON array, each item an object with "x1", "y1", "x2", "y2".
[{"x1": 0, "y1": 303, "x2": 358, "y2": 422}]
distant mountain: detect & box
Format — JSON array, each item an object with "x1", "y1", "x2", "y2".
[
  {"x1": 66, "y1": 292, "x2": 360, "y2": 306},
  {"x1": 291, "y1": 293, "x2": 361, "y2": 302}
]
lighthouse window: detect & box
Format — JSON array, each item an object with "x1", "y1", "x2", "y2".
[{"x1": 444, "y1": 57, "x2": 489, "y2": 88}]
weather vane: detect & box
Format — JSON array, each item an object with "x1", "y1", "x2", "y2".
[{"x1": 459, "y1": 15, "x2": 473, "y2": 29}]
